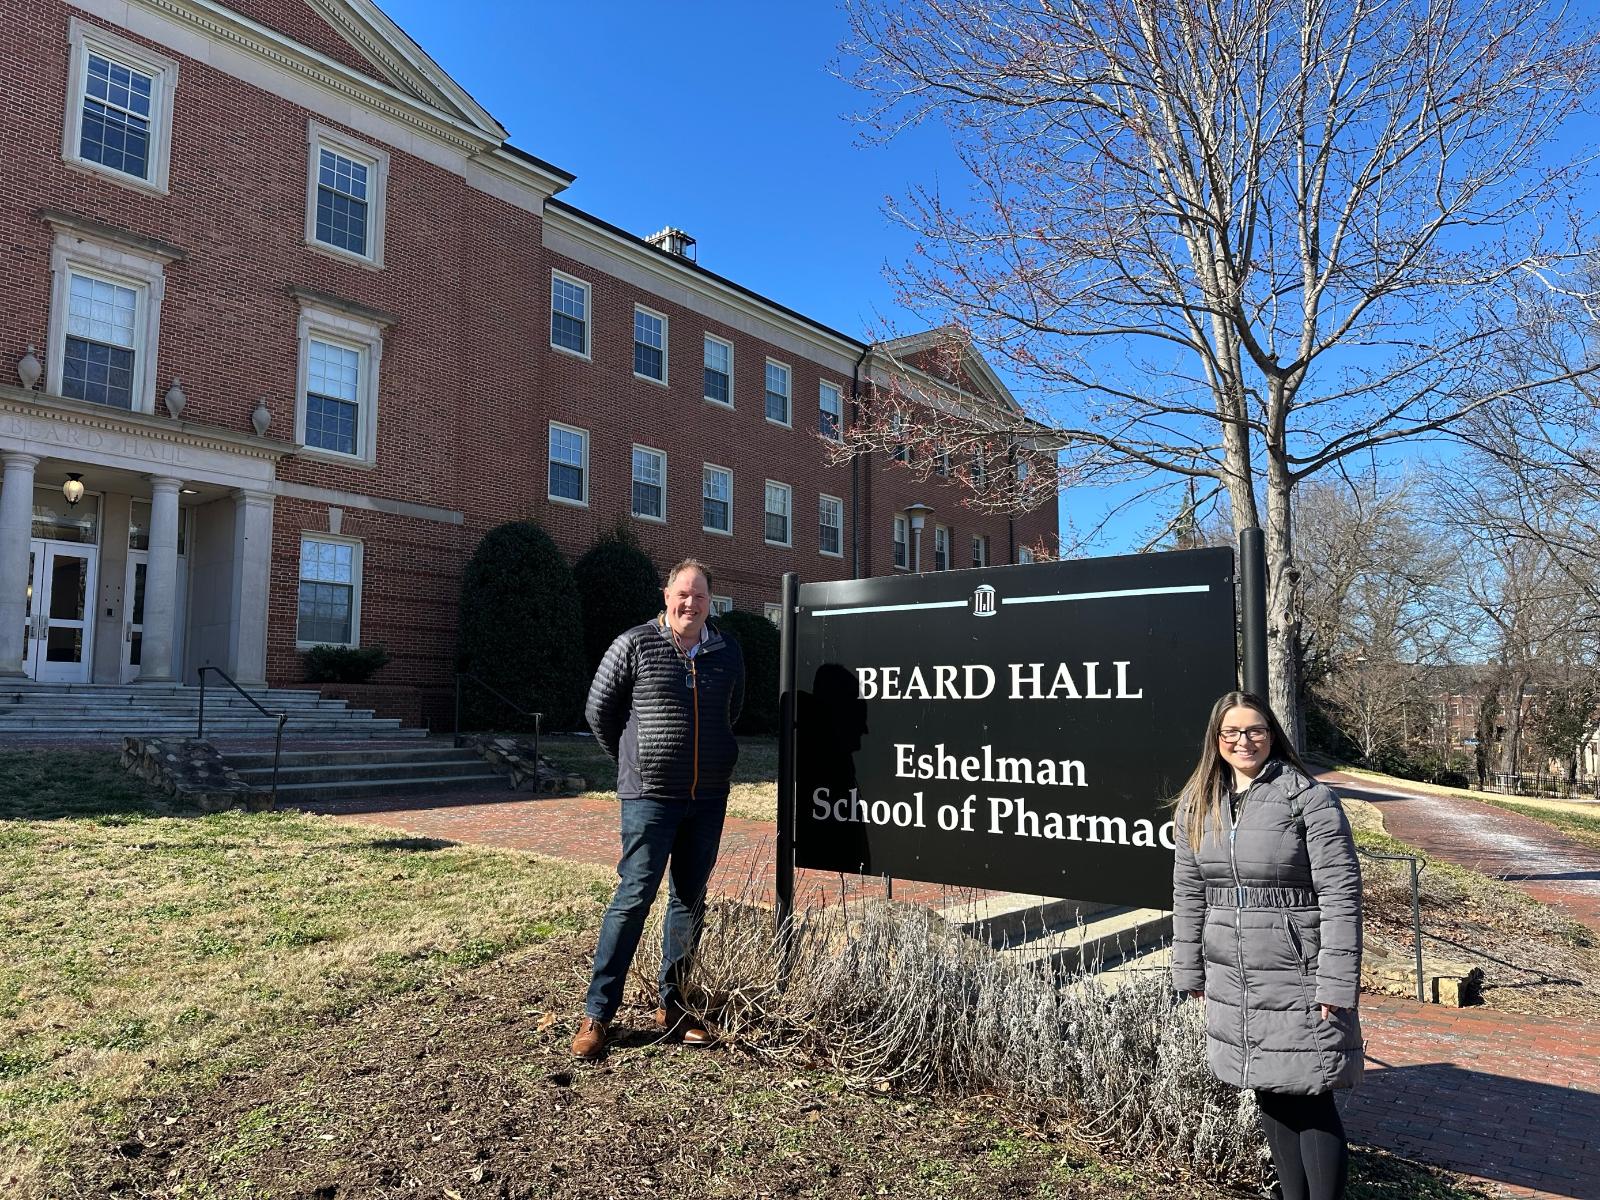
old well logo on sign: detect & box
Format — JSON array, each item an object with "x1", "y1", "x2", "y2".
[{"x1": 793, "y1": 547, "x2": 1236, "y2": 909}]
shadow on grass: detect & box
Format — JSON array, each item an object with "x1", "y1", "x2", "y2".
[
  {"x1": 0, "y1": 749, "x2": 167, "y2": 821},
  {"x1": 1348, "y1": 1145, "x2": 1493, "y2": 1199}
]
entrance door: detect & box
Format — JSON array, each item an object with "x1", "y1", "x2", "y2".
[
  {"x1": 24, "y1": 540, "x2": 97, "y2": 683},
  {"x1": 121, "y1": 551, "x2": 146, "y2": 683}
]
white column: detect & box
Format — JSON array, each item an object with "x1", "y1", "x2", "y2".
[
  {"x1": 228, "y1": 489, "x2": 275, "y2": 688},
  {"x1": 138, "y1": 475, "x2": 183, "y2": 683},
  {"x1": 0, "y1": 453, "x2": 39, "y2": 678}
]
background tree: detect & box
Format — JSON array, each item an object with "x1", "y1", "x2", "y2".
[
  {"x1": 843, "y1": 0, "x2": 1600, "y2": 741},
  {"x1": 457, "y1": 521, "x2": 586, "y2": 731},
  {"x1": 573, "y1": 528, "x2": 662, "y2": 673},
  {"x1": 715, "y1": 610, "x2": 781, "y2": 735}
]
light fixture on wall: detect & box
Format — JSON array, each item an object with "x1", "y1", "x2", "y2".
[
  {"x1": 62, "y1": 473, "x2": 85, "y2": 507},
  {"x1": 904, "y1": 501, "x2": 935, "y2": 573}
]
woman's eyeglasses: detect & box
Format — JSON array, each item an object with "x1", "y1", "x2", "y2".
[{"x1": 1219, "y1": 726, "x2": 1270, "y2": 744}]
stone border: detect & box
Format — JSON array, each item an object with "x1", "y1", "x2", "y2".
[
  {"x1": 465, "y1": 734, "x2": 586, "y2": 794},
  {"x1": 120, "y1": 736, "x2": 272, "y2": 813}
]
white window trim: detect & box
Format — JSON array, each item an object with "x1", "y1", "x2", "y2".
[
  {"x1": 295, "y1": 532, "x2": 364, "y2": 649},
  {"x1": 304, "y1": 120, "x2": 389, "y2": 269},
  {"x1": 702, "y1": 463, "x2": 733, "y2": 536},
  {"x1": 548, "y1": 420, "x2": 590, "y2": 507},
  {"x1": 294, "y1": 301, "x2": 384, "y2": 468},
  {"x1": 934, "y1": 524, "x2": 950, "y2": 571},
  {"x1": 763, "y1": 602, "x2": 783, "y2": 625},
  {"x1": 818, "y1": 493, "x2": 844, "y2": 559},
  {"x1": 62, "y1": 17, "x2": 179, "y2": 195},
  {"x1": 703, "y1": 333, "x2": 734, "y2": 408},
  {"x1": 633, "y1": 305, "x2": 669, "y2": 386},
  {"x1": 892, "y1": 514, "x2": 909, "y2": 571},
  {"x1": 1018, "y1": 546, "x2": 1035, "y2": 565},
  {"x1": 819, "y1": 380, "x2": 843, "y2": 442},
  {"x1": 550, "y1": 269, "x2": 591, "y2": 361},
  {"x1": 46, "y1": 230, "x2": 167, "y2": 415},
  {"x1": 710, "y1": 594, "x2": 733, "y2": 617},
  {"x1": 973, "y1": 534, "x2": 989, "y2": 568},
  {"x1": 631, "y1": 442, "x2": 667, "y2": 524},
  {"x1": 764, "y1": 357, "x2": 792, "y2": 428},
  {"x1": 763, "y1": 479, "x2": 793, "y2": 548}
]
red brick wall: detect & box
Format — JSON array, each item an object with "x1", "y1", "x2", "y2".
[{"x1": 5, "y1": 0, "x2": 1060, "y2": 696}]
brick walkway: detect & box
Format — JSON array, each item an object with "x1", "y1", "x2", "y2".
[{"x1": 304, "y1": 782, "x2": 1600, "y2": 1199}]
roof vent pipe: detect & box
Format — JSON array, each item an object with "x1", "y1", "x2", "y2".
[{"x1": 645, "y1": 227, "x2": 697, "y2": 260}]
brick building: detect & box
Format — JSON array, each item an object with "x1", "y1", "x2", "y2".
[{"x1": 0, "y1": 0, "x2": 1057, "y2": 715}]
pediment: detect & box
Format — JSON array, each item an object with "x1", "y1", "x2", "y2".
[{"x1": 873, "y1": 326, "x2": 1022, "y2": 417}]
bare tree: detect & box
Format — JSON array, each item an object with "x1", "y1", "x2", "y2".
[{"x1": 842, "y1": 0, "x2": 1600, "y2": 740}]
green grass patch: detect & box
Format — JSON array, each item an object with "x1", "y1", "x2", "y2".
[{"x1": 0, "y1": 749, "x2": 611, "y2": 1196}]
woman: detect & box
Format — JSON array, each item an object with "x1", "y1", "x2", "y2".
[{"x1": 1171, "y1": 691, "x2": 1363, "y2": 1200}]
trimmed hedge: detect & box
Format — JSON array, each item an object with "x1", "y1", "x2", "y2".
[
  {"x1": 573, "y1": 529, "x2": 662, "y2": 672},
  {"x1": 301, "y1": 643, "x2": 390, "y2": 683},
  {"x1": 716, "y1": 609, "x2": 780, "y2": 735},
  {"x1": 456, "y1": 521, "x2": 586, "y2": 732}
]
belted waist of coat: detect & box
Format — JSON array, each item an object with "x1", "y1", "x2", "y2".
[{"x1": 1205, "y1": 885, "x2": 1318, "y2": 909}]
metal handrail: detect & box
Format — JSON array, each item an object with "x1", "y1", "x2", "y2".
[
  {"x1": 1358, "y1": 846, "x2": 1427, "y2": 1002},
  {"x1": 454, "y1": 673, "x2": 542, "y2": 788},
  {"x1": 196, "y1": 665, "x2": 288, "y2": 801}
]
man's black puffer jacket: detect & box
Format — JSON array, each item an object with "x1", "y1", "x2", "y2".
[{"x1": 585, "y1": 615, "x2": 745, "y2": 802}]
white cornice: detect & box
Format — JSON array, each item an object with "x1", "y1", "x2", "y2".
[
  {"x1": 1, "y1": 384, "x2": 294, "y2": 462},
  {"x1": 543, "y1": 206, "x2": 864, "y2": 368}
]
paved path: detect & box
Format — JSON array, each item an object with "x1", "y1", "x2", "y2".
[
  {"x1": 303, "y1": 782, "x2": 1600, "y2": 1199},
  {"x1": 1323, "y1": 771, "x2": 1600, "y2": 935}
]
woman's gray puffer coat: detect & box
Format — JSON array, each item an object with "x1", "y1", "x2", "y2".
[{"x1": 1171, "y1": 759, "x2": 1363, "y2": 1095}]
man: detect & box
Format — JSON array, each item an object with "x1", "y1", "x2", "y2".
[{"x1": 572, "y1": 558, "x2": 746, "y2": 1059}]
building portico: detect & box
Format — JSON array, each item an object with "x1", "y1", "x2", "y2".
[{"x1": 0, "y1": 385, "x2": 289, "y2": 687}]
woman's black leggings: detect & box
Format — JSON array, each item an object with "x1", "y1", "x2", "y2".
[{"x1": 1254, "y1": 1089, "x2": 1348, "y2": 1200}]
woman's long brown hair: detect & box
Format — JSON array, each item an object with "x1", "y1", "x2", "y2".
[{"x1": 1176, "y1": 691, "x2": 1311, "y2": 851}]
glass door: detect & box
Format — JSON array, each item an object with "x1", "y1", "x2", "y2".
[
  {"x1": 24, "y1": 540, "x2": 97, "y2": 683},
  {"x1": 121, "y1": 551, "x2": 147, "y2": 683}
]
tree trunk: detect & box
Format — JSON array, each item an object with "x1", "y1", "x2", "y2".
[{"x1": 1263, "y1": 461, "x2": 1305, "y2": 749}]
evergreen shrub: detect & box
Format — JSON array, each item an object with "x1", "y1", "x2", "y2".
[
  {"x1": 457, "y1": 521, "x2": 586, "y2": 731},
  {"x1": 716, "y1": 609, "x2": 779, "y2": 735},
  {"x1": 573, "y1": 528, "x2": 661, "y2": 671},
  {"x1": 301, "y1": 643, "x2": 390, "y2": 683}
]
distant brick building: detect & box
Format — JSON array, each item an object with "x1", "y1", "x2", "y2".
[{"x1": 0, "y1": 0, "x2": 1056, "y2": 719}]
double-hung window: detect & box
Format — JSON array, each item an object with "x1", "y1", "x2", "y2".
[
  {"x1": 765, "y1": 360, "x2": 791, "y2": 425},
  {"x1": 893, "y1": 516, "x2": 909, "y2": 569},
  {"x1": 891, "y1": 412, "x2": 908, "y2": 462},
  {"x1": 1018, "y1": 546, "x2": 1035, "y2": 565},
  {"x1": 973, "y1": 534, "x2": 990, "y2": 568},
  {"x1": 64, "y1": 20, "x2": 177, "y2": 193},
  {"x1": 934, "y1": 525, "x2": 950, "y2": 571},
  {"x1": 551, "y1": 272, "x2": 590, "y2": 356},
  {"x1": 294, "y1": 299, "x2": 387, "y2": 465},
  {"x1": 764, "y1": 481, "x2": 792, "y2": 546},
  {"x1": 548, "y1": 422, "x2": 589, "y2": 505},
  {"x1": 710, "y1": 595, "x2": 733, "y2": 617},
  {"x1": 632, "y1": 445, "x2": 666, "y2": 520},
  {"x1": 47, "y1": 222, "x2": 170, "y2": 414},
  {"x1": 634, "y1": 307, "x2": 667, "y2": 383},
  {"x1": 764, "y1": 602, "x2": 783, "y2": 625},
  {"x1": 936, "y1": 447, "x2": 950, "y2": 477},
  {"x1": 305, "y1": 123, "x2": 388, "y2": 266},
  {"x1": 972, "y1": 451, "x2": 989, "y2": 488},
  {"x1": 1017, "y1": 456, "x2": 1030, "y2": 483},
  {"x1": 819, "y1": 381, "x2": 843, "y2": 441},
  {"x1": 297, "y1": 535, "x2": 361, "y2": 646},
  {"x1": 704, "y1": 334, "x2": 732, "y2": 405},
  {"x1": 703, "y1": 465, "x2": 732, "y2": 534},
  {"x1": 819, "y1": 495, "x2": 843, "y2": 557}
]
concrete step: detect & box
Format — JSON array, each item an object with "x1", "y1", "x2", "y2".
[
  {"x1": 0, "y1": 712, "x2": 385, "y2": 729},
  {"x1": 0, "y1": 694, "x2": 348, "y2": 710},
  {"x1": 938, "y1": 893, "x2": 1172, "y2": 978},
  {"x1": 1, "y1": 684, "x2": 328, "y2": 700},
  {"x1": 945, "y1": 894, "x2": 1123, "y2": 950},
  {"x1": 234, "y1": 758, "x2": 492, "y2": 785},
  {"x1": 0, "y1": 721, "x2": 424, "y2": 740},
  {"x1": 227, "y1": 746, "x2": 478, "y2": 769},
  {"x1": 262, "y1": 773, "x2": 506, "y2": 802}
]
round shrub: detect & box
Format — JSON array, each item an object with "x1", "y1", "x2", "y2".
[
  {"x1": 716, "y1": 609, "x2": 780, "y2": 735},
  {"x1": 457, "y1": 521, "x2": 586, "y2": 731},
  {"x1": 573, "y1": 529, "x2": 662, "y2": 672}
]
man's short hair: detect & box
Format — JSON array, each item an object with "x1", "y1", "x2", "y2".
[{"x1": 665, "y1": 558, "x2": 713, "y2": 592}]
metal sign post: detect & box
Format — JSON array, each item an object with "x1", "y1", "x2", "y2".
[
  {"x1": 775, "y1": 572, "x2": 798, "y2": 983},
  {"x1": 1239, "y1": 527, "x2": 1268, "y2": 700}
]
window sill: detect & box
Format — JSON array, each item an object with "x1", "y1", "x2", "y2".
[
  {"x1": 820, "y1": 549, "x2": 844, "y2": 559},
  {"x1": 702, "y1": 526, "x2": 733, "y2": 537},
  {"x1": 765, "y1": 416, "x2": 793, "y2": 430},
  {"x1": 63, "y1": 156, "x2": 168, "y2": 197},
  {"x1": 296, "y1": 640, "x2": 359, "y2": 651},
  {"x1": 634, "y1": 372, "x2": 669, "y2": 388},
  {"x1": 295, "y1": 446, "x2": 377, "y2": 471},
  {"x1": 549, "y1": 494, "x2": 589, "y2": 509},
  {"x1": 631, "y1": 512, "x2": 667, "y2": 525},
  {"x1": 704, "y1": 396, "x2": 733, "y2": 410},
  {"x1": 550, "y1": 343, "x2": 591, "y2": 363},
  {"x1": 764, "y1": 540, "x2": 793, "y2": 550},
  {"x1": 306, "y1": 240, "x2": 384, "y2": 272}
]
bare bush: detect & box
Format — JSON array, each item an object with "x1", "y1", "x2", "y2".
[{"x1": 632, "y1": 886, "x2": 1269, "y2": 1188}]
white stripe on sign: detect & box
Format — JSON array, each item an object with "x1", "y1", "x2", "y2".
[
  {"x1": 1006, "y1": 584, "x2": 1212, "y2": 605},
  {"x1": 810, "y1": 600, "x2": 969, "y2": 617},
  {"x1": 809, "y1": 583, "x2": 1209, "y2": 618}
]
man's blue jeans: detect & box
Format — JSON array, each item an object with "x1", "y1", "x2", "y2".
[{"x1": 584, "y1": 796, "x2": 727, "y2": 1023}]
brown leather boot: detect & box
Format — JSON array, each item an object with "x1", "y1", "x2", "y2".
[
  {"x1": 655, "y1": 1003, "x2": 713, "y2": 1046},
  {"x1": 571, "y1": 1015, "x2": 608, "y2": 1060}
]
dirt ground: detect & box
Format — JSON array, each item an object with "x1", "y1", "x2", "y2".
[{"x1": 68, "y1": 934, "x2": 1476, "y2": 1200}]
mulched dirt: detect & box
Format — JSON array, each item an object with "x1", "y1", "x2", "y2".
[{"x1": 68, "y1": 933, "x2": 1479, "y2": 1200}]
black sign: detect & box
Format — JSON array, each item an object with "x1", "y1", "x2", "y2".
[{"x1": 793, "y1": 548, "x2": 1236, "y2": 909}]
